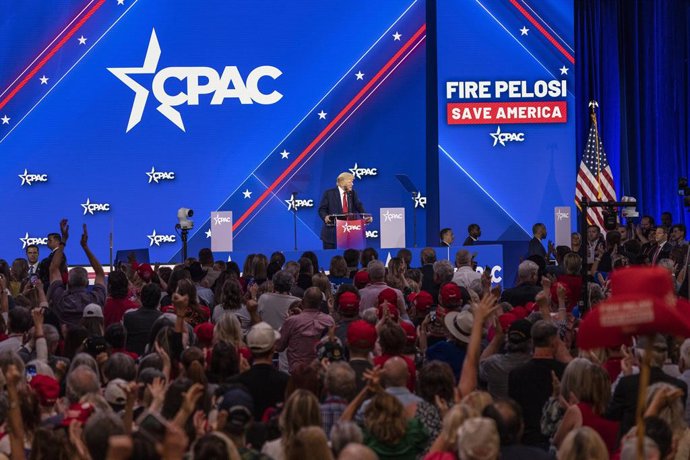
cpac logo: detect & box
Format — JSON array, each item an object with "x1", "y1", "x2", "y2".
[
  {"x1": 18, "y1": 169, "x2": 48, "y2": 186},
  {"x1": 81, "y1": 198, "x2": 111, "y2": 215},
  {"x1": 108, "y1": 29, "x2": 283, "y2": 132},
  {"x1": 366, "y1": 230, "x2": 379, "y2": 239},
  {"x1": 147, "y1": 230, "x2": 176, "y2": 247},
  {"x1": 556, "y1": 210, "x2": 570, "y2": 221},
  {"x1": 213, "y1": 216, "x2": 233, "y2": 225},
  {"x1": 476, "y1": 265, "x2": 503, "y2": 284},
  {"x1": 414, "y1": 192, "x2": 427, "y2": 209},
  {"x1": 20, "y1": 233, "x2": 48, "y2": 249},
  {"x1": 383, "y1": 210, "x2": 403, "y2": 222},
  {"x1": 349, "y1": 163, "x2": 378, "y2": 180},
  {"x1": 341, "y1": 223, "x2": 362, "y2": 233},
  {"x1": 285, "y1": 194, "x2": 313, "y2": 211},
  {"x1": 489, "y1": 126, "x2": 525, "y2": 147},
  {"x1": 146, "y1": 167, "x2": 175, "y2": 183}
]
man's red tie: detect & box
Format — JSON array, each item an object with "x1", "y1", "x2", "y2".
[{"x1": 342, "y1": 192, "x2": 348, "y2": 214}]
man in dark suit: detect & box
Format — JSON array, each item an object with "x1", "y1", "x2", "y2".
[
  {"x1": 318, "y1": 172, "x2": 367, "y2": 249},
  {"x1": 607, "y1": 335, "x2": 687, "y2": 439},
  {"x1": 528, "y1": 223, "x2": 555, "y2": 262},
  {"x1": 463, "y1": 223, "x2": 481, "y2": 246},
  {"x1": 650, "y1": 226, "x2": 673, "y2": 265}
]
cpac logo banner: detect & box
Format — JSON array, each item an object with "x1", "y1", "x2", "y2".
[
  {"x1": 81, "y1": 198, "x2": 111, "y2": 215},
  {"x1": 18, "y1": 169, "x2": 48, "y2": 186},
  {"x1": 489, "y1": 126, "x2": 525, "y2": 147},
  {"x1": 20, "y1": 233, "x2": 48, "y2": 249},
  {"x1": 285, "y1": 194, "x2": 314, "y2": 211},
  {"x1": 146, "y1": 167, "x2": 175, "y2": 184},
  {"x1": 109, "y1": 29, "x2": 283, "y2": 132},
  {"x1": 341, "y1": 223, "x2": 362, "y2": 233},
  {"x1": 147, "y1": 230, "x2": 177, "y2": 247},
  {"x1": 211, "y1": 212, "x2": 233, "y2": 252},
  {"x1": 349, "y1": 163, "x2": 378, "y2": 180},
  {"x1": 476, "y1": 265, "x2": 503, "y2": 284}
]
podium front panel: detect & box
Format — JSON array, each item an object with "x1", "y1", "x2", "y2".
[{"x1": 336, "y1": 219, "x2": 366, "y2": 250}]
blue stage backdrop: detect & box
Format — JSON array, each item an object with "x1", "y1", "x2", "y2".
[
  {"x1": 0, "y1": 0, "x2": 427, "y2": 264},
  {"x1": 437, "y1": 0, "x2": 575, "y2": 244}
]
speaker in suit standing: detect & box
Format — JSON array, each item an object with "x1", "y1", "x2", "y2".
[{"x1": 318, "y1": 172, "x2": 367, "y2": 249}]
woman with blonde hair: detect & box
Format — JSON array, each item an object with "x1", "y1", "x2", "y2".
[
  {"x1": 457, "y1": 417, "x2": 500, "y2": 460},
  {"x1": 286, "y1": 426, "x2": 334, "y2": 460},
  {"x1": 385, "y1": 257, "x2": 409, "y2": 293},
  {"x1": 645, "y1": 382, "x2": 690, "y2": 460},
  {"x1": 262, "y1": 389, "x2": 322, "y2": 460},
  {"x1": 557, "y1": 427, "x2": 609, "y2": 460},
  {"x1": 213, "y1": 312, "x2": 242, "y2": 349},
  {"x1": 461, "y1": 391, "x2": 493, "y2": 415},
  {"x1": 426, "y1": 404, "x2": 479, "y2": 456},
  {"x1": 552, "y1": 358, "x2": 618, "y2": 455}
]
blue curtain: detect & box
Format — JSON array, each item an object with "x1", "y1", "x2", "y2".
[{"x1": 575, "y1": 0, "x2": 690, "y2": 225}]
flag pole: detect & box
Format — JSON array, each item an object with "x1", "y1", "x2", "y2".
[{"x1": 589, "y1": 100, "x2": 603, "y2": 200}]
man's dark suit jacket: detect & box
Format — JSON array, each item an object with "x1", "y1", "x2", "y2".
[
  {"x1": 318, "y1": 187, "x2": 365, "y2": 245},
  {"x1": 462, "y1": 236, "x2": 475, "y2": 246},
  {"x1": 651, "y1": 241, "x2": 673, "y2": 264},
  {"x1": 606, "y1": 367, "x2": 688, "y2": 439},
  {"x1": 528, "y1": 237, "x2": 546, "y2": 259}
]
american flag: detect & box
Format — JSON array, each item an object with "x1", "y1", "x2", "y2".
[{"x1": 575, "y1": 105, "x2": 617, "y2": 229}]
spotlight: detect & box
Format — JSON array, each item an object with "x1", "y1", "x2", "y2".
[{"x1": 177, "y1": 208, "x2": 194, "y2": 230}]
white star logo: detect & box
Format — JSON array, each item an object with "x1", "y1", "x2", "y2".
[
  {"x1": 383, "y1": 210, "x2": 395, "y2": 222},
  {"x1": 242, "y1": 189, "x2": 252, "y2": 198},
  {"x1": 147, "y1": 230, "x2": 160, "y2": 246},
  {"x1": 1, "y1": 115, "x2": 9, "y2": 125},
  {"x1": 318, "y1": 110, "x2": 327, "y2": 120},
  {"x1": 285, "y1": 195, "x2": 297, "y2": 211},
  {"x1": 490, "y1": 126, "x2": 504, "y2": 147},
  {"x1": 349, "y1": 163, "x2": 360, "y2": 179},
  {"x1": 560, "y1": 66, "x2": 569, "y2": 75},
  {"x1": 77, "y1": 35, "x2": 87, "y2": 45},
  {"x1": 82, "y1": 198, "x2": 93, "y2": 215},
  {"x1": 146, "y1": 167, "x2": 158, "y2": 183},
  {"x1": 117, "y1": 0, "x2": 125, "y2": 4},
  {"x1": 280, "y1": 149, "x2": 290, "y2": 159},
  {"x1": 355, "y1": 71, "x2": 364, "y2": 80},
  {"x1": 39, "y1": 75, "x2": 49, "y2": 85},
  {"x1": 413, "y1": 192, "x2": 427, "y2": 208},
  {"x1": 20, "y1": 233, "x2": 30, "y2": 249},
  {"x1": 393, "y1": 31, "x2": 402, "y2": 41},
  {"x1": 107, "y1": 29, "x2": 173, "y2": 132},
  {"x1": 520, "y1": 26, "x2": 529, "y2": 36},
  {"x1": 205, "y1": 229, "x2": 212, "y2": 238},
  {"x1": 18, "y1": 169, "x2": 31, "y2": 185}
]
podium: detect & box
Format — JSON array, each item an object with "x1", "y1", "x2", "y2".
[{"x1": 327, "y1": 213, "x2": 372, "y2": 249}]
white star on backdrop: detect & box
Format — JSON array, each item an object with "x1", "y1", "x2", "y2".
[
  {"x1": 355, "y1": 71, "x2": 364, "y2": 80},
  {"x1": 242, "y1": 189, "x2": 252, "y2": 199},
  {"x1": 560, "y1": 66, "x2": 569, "y2": 75},
  {"x1": 520, "y1": 26, "x2": 529, "y2": 36},
  {"x1": 205, "y1": 229, "x2": 212, "y2": 238},
  {"x1": 117, "y1": 0, "x2": 125, "y2": 4},
  {"x1": 18, "y1": 169, "x2": 31, "y2": 185},
  {"x1": 39, "y1": 75, "x2": 49, "y2": 85},
  {"x1": 147, "y1": 230, "x2": 159, "y2": 246},
  {"x1": 81, "y1": 198, "x2": 92, "y2": 215},
  {"x1": 1, "y1": 115, "x2": 9, "y2": 125},
  {"x1": 392, "y1": 31, "x2": 402, "y2": 41},
  {"x1": 318, "y1": 110, "x2": 327, "y2": 120},
  {"x1": 78, "y1": 35, "x2": 87, "y2": 45},
  {"x1": 280, "y1": 149, "x2": 290, "y2": 159}
]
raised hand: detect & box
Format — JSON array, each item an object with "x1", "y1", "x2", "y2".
[
  {"x1": 80, "y1": 224, "x2": 89, "y2": 248},
  {"x1": 60, "y1": 219, "x2": 69, "y2": 243}
]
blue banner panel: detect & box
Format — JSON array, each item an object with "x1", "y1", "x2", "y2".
[
  {"x1": 0, "y1": 0, "x2": 426, "y2": 263},
  {"x1": 437, "y1": 0, "x2": 575, "y2": 243}
]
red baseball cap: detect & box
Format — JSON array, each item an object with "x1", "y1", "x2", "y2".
[
  {"x1": 338, "y1": 291, "x2": 360, "y2": 315},
  {"x1": 409, "y1": 291, "x2": 434, "y2": 314},
  {"x1": 29, "y1": 375, "x2": 60, "y2": 406},
  {"x1": 378, "y1": 288, "x2": 398, "y2": 306},
  {"x1": 136, "y1": 263, "x2": 154, "y2": 282},
  {"x1": 440, "y1": 283, "x2": 463, "y2": 307},
  {"x1": 347, "y1": 320, "x2": 377, "y2": 350},
  {"x1": 353, "y1": 270, "x2": 370, "y2": 289},
  {"x1": 194, "y1": 322, "x2": 214, "y2": 348}
]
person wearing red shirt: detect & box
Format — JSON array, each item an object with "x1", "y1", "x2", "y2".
[{"x1": 103, "y1": 270, "x2": 139, "y2": 328}]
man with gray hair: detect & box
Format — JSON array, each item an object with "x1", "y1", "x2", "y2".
[
  {"x1": 452, "y1": 249, "x2": 481, "y2": 291},
  {"x1": 358, "y1": 260, "x2": 406, "y2": 316},
  {"x1": 47, "y1": 220, "x2": 106, "y2": 327},
  {"x1": 66, "y1": 365, "x2": 100, "y2": 405},
  {"x1": 318, "y1": 171, "x2": 368, "y2": 249},
  {"x1": 499, "y1": 260, "x2": 541, "y2": 307},
  {"x1": 321, "y1": 362, "x2": 356, "y2": 438}
]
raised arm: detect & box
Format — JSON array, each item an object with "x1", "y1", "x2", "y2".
[
  {"x1": 80, "y1": 224, "x2": 105, "y2": 286},
  {"x1": 50, "y1": 219, "x2": 69, "y2": 284},
  {"x1": 458, "y1": 294, "x2": 498, "y2": 398}
]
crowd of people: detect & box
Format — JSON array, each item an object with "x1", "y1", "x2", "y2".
[{"x1": 0, "y1": 213, "x2": 687, "y2": 460}]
